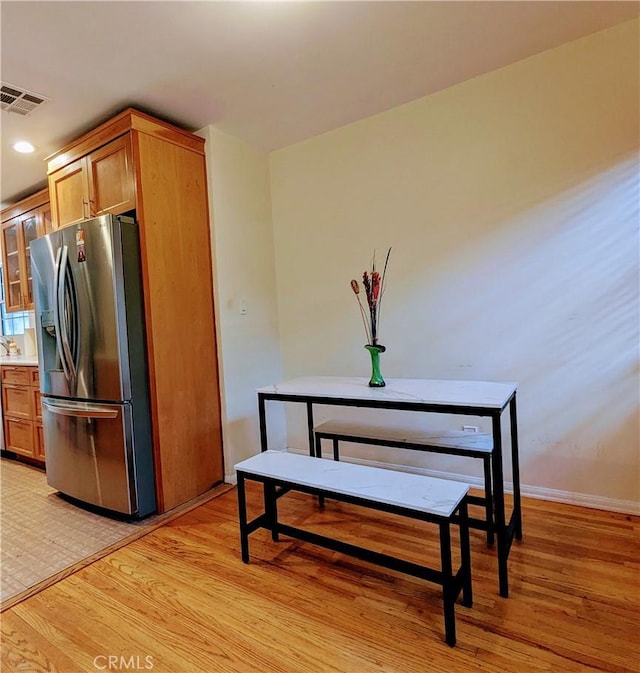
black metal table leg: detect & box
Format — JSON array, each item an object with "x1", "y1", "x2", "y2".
[
  {"x1": 483, "y1": 456, "x2": 494, "y2": 546},
  {"x1": 259, "y1": 394, "x2": 268, "y2": 452},
  {"x1": 491, "y1": 413, "x2": 509, "y2": 598},
  {"x1": 237, "y1": 473, "x2": 250, "y2": 563},
  {"x1": 306, "y1": 401, "x2": 315, "y2": 456},
  {"x1": 510, "y1": 395, "x2": 523, "y2": 540}
]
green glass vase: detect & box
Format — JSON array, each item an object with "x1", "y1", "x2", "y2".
[{"x1": 365, "y1": 344, "x2": 386, "y2": 387}]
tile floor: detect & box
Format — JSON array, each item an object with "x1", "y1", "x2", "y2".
[{"x1": 0, "y1": 458, "x2": 159, "y2": 606}]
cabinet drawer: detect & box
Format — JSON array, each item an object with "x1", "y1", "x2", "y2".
[
  {"x1": 2, "y1": 384, "x2": 32, "y2": 419},
  {"x1": 1, "y1": 366, "x2": 31, "y2": 386},
  {"x1": 4, "y1": 417, "x2": 34, "y2": 457},
  {"x1": 30, "y1": 368, "x2": 40, "y2": 387}
]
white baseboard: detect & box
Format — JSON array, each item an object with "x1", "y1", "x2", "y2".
[
  {"x1": 515, "y1": 483, "x2": 640, "y2": 516},
  {"x1": 281, "y1": 447, "x2": 640, "y2": 516}
]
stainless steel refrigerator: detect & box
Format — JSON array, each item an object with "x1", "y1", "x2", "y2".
[{"x1": 30, "y1": 214, "x2": 156, "y2": 517}]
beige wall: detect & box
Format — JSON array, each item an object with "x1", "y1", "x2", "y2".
[
  {"x1": 268, "y1": 20, "x2": 639, "y2": 511},
  {"x1": 200, "y1": 126, "x2": 286, "y2": 480}
]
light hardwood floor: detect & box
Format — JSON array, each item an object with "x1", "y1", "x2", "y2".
[{"x1": 1, "y1": 484, "x2": 638, "y2": 673}]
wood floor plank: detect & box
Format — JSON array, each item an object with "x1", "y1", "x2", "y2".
[{"x1": 1, "y1": 484, "x2": 638, "y2": 673}]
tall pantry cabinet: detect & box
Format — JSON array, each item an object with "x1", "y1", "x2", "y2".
[{"x1": 47, "y1": 108, "x2": 223, "y2": 513}]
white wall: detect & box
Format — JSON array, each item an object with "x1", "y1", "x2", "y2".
[
  {"x1": 268, "y1": 20, "x2": 640, "y2": 512},
  {"x1": 199, "y1": 126, "x2": 286, "y2": 480}
]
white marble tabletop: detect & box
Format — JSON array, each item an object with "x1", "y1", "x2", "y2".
[
  {"x1": 235, "y1": 450, "x2": 468, "y2": 517},
  {"x1": 257, "y1": 376, "x2": 517, "y2": 410}
]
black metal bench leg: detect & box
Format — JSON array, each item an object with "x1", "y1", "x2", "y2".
[
  {"x1": 439, "y1": 520, "x2": 456, "y2": 647},
  {"x1": 306, "y1": 402, "x2": 315, "y2": 456},
  {"x1": 483, "y1": 456, "x2": 495, "y2": 546},
  {"x1": 264, "y1": 481, "x2": 279, "y2": 541},
  {"x1": 459, "y1": 499, "x2": 473, "y2": 608},
  {"x1": 237, "y1": 473, "x2": 250, "y2": 563},
  {"x1": 332, "y1": 437, "x2": 340, "y2": 461}
]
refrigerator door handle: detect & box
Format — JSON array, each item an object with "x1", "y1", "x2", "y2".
[
  {"x1": 57, "y1": 245, "x2": 77, "y2": 381},
  {"x1": 42, "y1": 399, "x2": 119, "y2": 419},
  {"x1": 53, "y1": 246, "x2": 72, "y2": 381}
]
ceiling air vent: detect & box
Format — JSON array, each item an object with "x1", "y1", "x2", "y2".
[{"x1": 1, "y1": 83, "x2": 50, "y2": 115}]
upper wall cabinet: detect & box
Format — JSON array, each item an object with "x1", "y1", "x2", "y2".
[
  {"x1": 1, "y1": 189, "x2": 51, "y2": 312},
  {"x1": 49, "y1": 135, "x2": 135, "y2": 228}
]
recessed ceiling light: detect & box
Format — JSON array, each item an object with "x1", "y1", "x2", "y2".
[{"x1": 13, "y1": 141, "x2": 35, "y2": 153}]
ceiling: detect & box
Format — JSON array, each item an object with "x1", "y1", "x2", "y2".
[{"x1": 2, "y1": 1, "x2": 638, "y2": 209}]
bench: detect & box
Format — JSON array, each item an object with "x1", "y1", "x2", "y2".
[
  {"x1": 314, "y1": 420, "x2": 495, "y2": 545},
  {"x1": 234, "y1": 450, "x2": 472, "y2": 647}
]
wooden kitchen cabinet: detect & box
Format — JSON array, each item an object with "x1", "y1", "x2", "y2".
[
  {"x1": 1, "y1": 189, "x2": 51, "y2": 312},
  {"x1": 46, "y1": 109, "x2": 223, "y2": 513},
  {"x1": 49, "y1": 134, "x2": 135, "y2": 228},
  {"x1": 1, "y1": 365, "x2": 44, "y2": 465}
]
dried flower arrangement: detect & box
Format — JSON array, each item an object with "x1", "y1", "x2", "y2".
[{"x1": 350, "y1": 248, "x2": 392, "y2": 348}]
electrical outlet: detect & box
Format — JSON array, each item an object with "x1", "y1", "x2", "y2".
[{"x1": 462, "y1": 425, "x2": 478, "y2": 433}]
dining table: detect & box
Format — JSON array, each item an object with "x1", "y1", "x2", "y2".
[{"x1": 256, "y1": 375, "x2": 522, "y2": 597}]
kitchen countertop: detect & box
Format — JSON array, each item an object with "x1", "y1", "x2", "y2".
[{"x1": 0, "y1": 355, "x2": 40, "y2": 366}]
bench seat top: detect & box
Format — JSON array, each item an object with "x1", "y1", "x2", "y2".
[
  {"x1": 314, "y1": 420, "x2": 493, "y2": 453},
  {"x1": 235, "y1": 451, "x2": 469, "y2": 518}
]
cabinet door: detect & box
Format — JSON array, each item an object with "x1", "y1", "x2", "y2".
[
  {"x1": 34, "y1": 423, "x2": 45, "y2": 461},
  {"x1": 87, "y1": 135, "x2": 135, "y2": 216},
  {"x1": 21, "y1": 210, "x2": 41, "y2": 309},
  {"x1": 49, "y1": 157, "x2": 90, "y2": 228},
  {"x1": 1, "y1": 218, "x2": 23, "y2": 311}
]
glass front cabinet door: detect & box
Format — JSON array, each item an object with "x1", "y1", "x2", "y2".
[
  {"x1": 21, "y1": 211, "x2": 40, "y2": 308},
  {"x1": 2, "y1": 218, "x2": 23, "y2": 311},
  {"x1": 1, "y1": 206, "x2": 48, "y2": 312}
]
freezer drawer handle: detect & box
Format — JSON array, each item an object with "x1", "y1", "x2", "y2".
[{"x1": 42, "y1": 401, "x2": 119, "y2": 419}]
